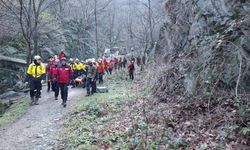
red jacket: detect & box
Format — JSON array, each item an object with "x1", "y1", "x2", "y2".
[
  {"x1": 59, "y1": 52, "x2": 66, "y2": 60},
  {"x1": 114, "y1": 57, "x2": 119, "y2": 64},
  {"x1": 51, "y1": 65, "x2": 58, "y2": 81},
  {"x1": 128, "y1": 63, "x2": 135, "y2": 72},
  {"x1": 56, "y1": 65, "x2": 73, "y2": 83},
  {"x1": 98, "y1": 63, "x2": 105, "y2": 73},
  {"x1": 107, "y1": 62, "x2": 113, "y2": 69},
  {"x1": 103, "y1": 59, "x2": 108, "y2": 68},
  {"x1": 46, "y1": 62, "x2": 54, "y2": 75}
]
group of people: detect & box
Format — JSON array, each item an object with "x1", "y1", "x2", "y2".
[{"x1": 26, "y1": 50, "x2": 137, "y2": 108}]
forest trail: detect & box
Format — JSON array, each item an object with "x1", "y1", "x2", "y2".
[{"x1": 0, "y1": 87, "x2": 84, "y2": 150}]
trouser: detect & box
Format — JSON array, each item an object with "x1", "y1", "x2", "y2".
[
  {"x1": 86, "y1": 78, "x2": 94, "y2": 95},
  {"x1": 47, "y1": 81, "x2": 51, "y2": 91},
  {"x1": 58, "y1": 83, "x2": 68, "y2": 103},
  {"x1": 99, "y1": 73, "x2": 104, "y2": 84},
  {"x1": 109, "y1": 68, "x2": 112, "y2": 75},
  {"x1": 115, "y1": 64, "x2": 118, "y2": 70},
  {"x1": 29, "y1": 78, "x2": 42, "y2": 98},
  {"x1": 47, "y1": 75, "x2": 52, "y2": 91},
  {"x1": 129, "y1": 71, "x2": 134, "y2": 80},
  {"x1": 52, "y1": 81, "x2": 59, "y2": 98},
  {"x1": 105, "y1": 68, "x2": 109, "y2": 75},
  {"x1": 92, "y1": 79, "x2": 97, "y2": 93}
]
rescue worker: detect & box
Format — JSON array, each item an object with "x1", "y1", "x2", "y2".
[
  {"x1": 119, "y1": 57, "x2": 123, "y2": 70},
  {"x1": 59, "y1": 49, "x2": 66, "y2": 60},
  {"x1": 51, "y1": 59, "x2": 60, "y2": 100},
  {"x1": 128, "y1": 60, "x2": 135, "y2": 80},
  {"x1": 74, "y1": 58, "x2": 84, "y2": 87},
  {"x1": 26, "y1": 55, "x2": 46, "y2": 105},
  {"x1": 86, "y1": 61, "x2": 97, "y2": 96},
  {"x1": 92, "y1": 61, "x2": 98, "y2": 93},
  {"x1": 56, "y1": 57, "x2": 73, "y2": 107},
  {"x1": 98, "y1": 60, "x2": 105, "y2": 84},
  {"x1": 123, "y1": 57, "x2": 127, "y2": 68},
  {"x1": 69, "y1": 58, "x2": 76, "y2": 88},
  {"x1": 114, "y1": 57, "x2": 119, "y2": 70},
  {"x1": 46, "y1": 56, "x2": 54, "y2": 92},
  {"x1": 103, "y1": 58, "x2": 109, "y2": 74},
  {"x1": 108, "y1": 60, "x2": 113, "y2": 75}
]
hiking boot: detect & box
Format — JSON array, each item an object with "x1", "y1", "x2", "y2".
[
  {"x1": 30, "y1": 97, "x2": 35, "y2": 106},
  {"x1": 34, "y1": 97, "x2": 39, "y2": 105},
  {"x1": 63, "y1": 102, "x2": 66, "y2": 108}
]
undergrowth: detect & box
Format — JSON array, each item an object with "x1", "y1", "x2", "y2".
[{"x1": 0, "y1": 98, "x2": 29, "y2": 127}]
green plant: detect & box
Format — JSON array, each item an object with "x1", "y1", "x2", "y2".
[
  {"x1": 0, "y1": 99, "x2": 29, "y2": 127},
  {"x1": 240, "y1": 127, "x2": 250, "y2": 136},
  {"x1": 168, "y1": 138, "x2": 189, "y2": 150}
]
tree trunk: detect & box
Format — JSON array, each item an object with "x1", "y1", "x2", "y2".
[
  {"x1": 94, "y1": 0, "x2": 99, "y2": 58},
  {"x1": 148, "y1": 0, "x2": 153, "y2": 49}
]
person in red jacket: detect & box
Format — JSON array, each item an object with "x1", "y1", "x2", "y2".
[
  {"x1": 114, "y1": 57, "x2": 119, "y2": 70},
  {"x1": 98, "y1": 60, "x2": 105, "y2": 84},
  {"x1": 103, "y1": 58, "x2": 109, "y2": 74},
  {"x1": 56, "y1": 57, "x2": 73, "y2": 107},
  {"x1": 51, "y1": 59, "x2": 60, "y2": 100},
  {"x1": 128, "y1": 60, "x2": 135, "y2": 80},
  {"x1": 59, "y1": 49, "x2": 66, "y2": 60},
  {"x1": 46, "y1": 56, "x2": 54, "y2": 92},
  {"x1": 107, "y1": 60, "x2": 113, "y2": 75}
]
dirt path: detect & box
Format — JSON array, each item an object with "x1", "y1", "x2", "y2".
[{"x1": 0, "y1": 87, "x2": 84, "y2": 150}]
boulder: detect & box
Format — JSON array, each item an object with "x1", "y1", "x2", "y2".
[
  {"x1": 0, "y1": 91, "x2": 19, "y2": 99},
  {"x1": 96, "y1": 87, "x2": 109, "y2": 93},
  {"x1": 13, "y1": 81, "x2": 25, "y2": 91}
]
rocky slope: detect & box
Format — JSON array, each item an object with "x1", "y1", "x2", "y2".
[
  {"x1": 154, "y1": 0, "x2": 250, "y2": 96},
  {"x1": 145, "y1": 0, "x2": 250, "y2": 148}
]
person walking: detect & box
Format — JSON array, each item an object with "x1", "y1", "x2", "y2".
[
  {"x1": 56, "y1": 57, "x2": 73, "y2": 107},
  {"x1": 26, "y1": 55, "x2": 46, "y2": 105},
  {"x1": 123, "y1": 57, "x2": 127, "y2": 69},
  {"x1": 59, "y1": 49, "x2": 66, "y2": 60},
  {"x1": 86, "y1": 61, "x2": 97, "y2": 96},
  {"x1": 128, "y1": 60, "x2": 135, "y2": 80},
  {"x1": 51, "y1": 59, "x2": 60, "y2": 100},
  {"x1": 46, "y1": 56, "x2": 54, "y2": 92},
  {"x1": 98, "y1": 60, "x2": 105, "y2": 84},
  {"x1": 108, "y1": 60, "x2": 113, "y2": 75}
]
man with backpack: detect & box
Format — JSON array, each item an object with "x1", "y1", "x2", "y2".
[
  {"x1": 55, "y1": 57, "x2": 73, "y2": 107},
  {"x1": 86, "y1": 61, "x2": 97, "y2": 96},
  {"x1": 46, "y1": 56, "x2": 54, "y2": 92},
  {"x1": 51, "y1": 59, "x2": 60, "y2": 100},
  {"x1": 26, "y1": 55, "x2": 46, "y2": 105}
]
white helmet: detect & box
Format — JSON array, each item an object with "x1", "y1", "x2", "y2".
[
  {"x1": 75, "y1": 58, "x2": 79, "y2": 62},
  {"x1": 69, "y1": 58, "x2": 74, "y2": 62},
  {"x1": 34, "y1": 55, "x2": 41, "y2": 60}
]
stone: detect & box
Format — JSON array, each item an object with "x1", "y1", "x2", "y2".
[
  {"x1": 96, "y1": 87, "x2": 109, "y2": 93},
  {"x1": 13, "y1": 81, "x2": 25, "y2": 91},
  {"x1": 0, "y1": 91, "x2": 19, "y2": 99}
]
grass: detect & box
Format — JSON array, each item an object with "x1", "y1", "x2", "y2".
[
  {"x1": 0, "y1": 98, "x2": 30, "y2": 128},
  {"x1": 57, "y1": 73, "x2": 138, "y2": 150}
]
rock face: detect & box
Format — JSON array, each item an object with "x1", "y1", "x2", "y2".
[
  {"x1": 155, "y1": 0, "x2": 250, "y2": 96},
  {"x1": 97, "y1": 87, "x2": 109, "y2": 93}
]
